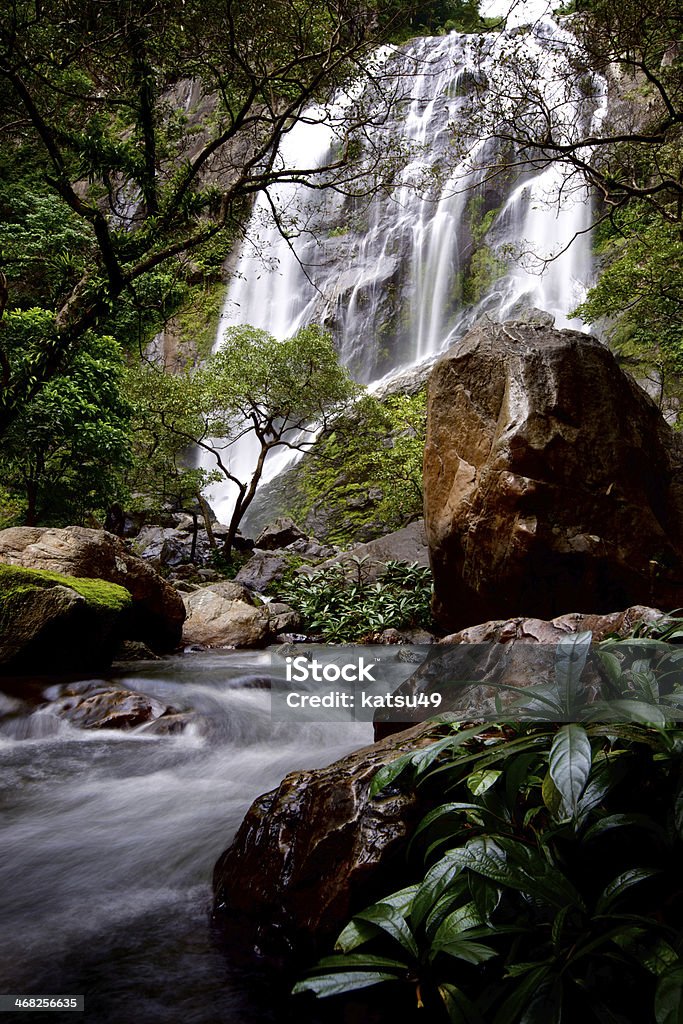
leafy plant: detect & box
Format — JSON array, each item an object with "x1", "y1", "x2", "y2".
[
  {"x1": 277, "y1": 559, "x2": 434, "y2": 642},
  {"x1": 295, "y1": 718, "x2": 683, "y2": 1022}
]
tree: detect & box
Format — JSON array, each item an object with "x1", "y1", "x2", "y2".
[
  {"x1": 130, "y1": 324, "x2": 361, "y2": 558},
  {"x1": 0, "y1": 0, "x2": 434, "y2": 439},
  {"x1": 459, "y1": 0, "x2": 683, "y2": 225},
  {"x1": 0, "y1": 330, "x2": 131, "y2": 526}
]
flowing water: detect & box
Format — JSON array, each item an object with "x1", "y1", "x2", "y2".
[
  {"x1": 206, "y1": 12, "x2": 606, "y2": 523},
  {"x1": 0, "y1": 653, "x2": 373, "y2": 1023},
  {"x1": 2, "y1": 12, "x2": 609, "y2": 1022}
]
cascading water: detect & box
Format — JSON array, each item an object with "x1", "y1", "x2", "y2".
[
  {"x1": 1, "y1": 12, "x2": 611, "y2": 1023},
  {"x1": 207, "y1": 11, "x2": 606, "y2": 523}
]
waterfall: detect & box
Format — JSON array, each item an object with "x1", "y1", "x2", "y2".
[{"x1": 206, "y1": 10, "x2": 607, "y2": 524}]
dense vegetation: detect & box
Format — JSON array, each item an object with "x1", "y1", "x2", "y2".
[{"x1": 277, "y1": 558, "x2": 434, "y2": 641}]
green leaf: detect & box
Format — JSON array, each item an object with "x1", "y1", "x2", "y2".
[
  {"x1": 438, "y1": 983, "x2": 483, "y2": 1024},
  {"x1": 655, "y1": 966, "x2": 683, "y2": 1024},
  {"x1": 432, "y1": 902, "x2": 485, "y2": 946},
  {"x1": 354, "y1": 904, "x2": 418, "y2": 957},
  {"x1": 369, "y1": 751, "x2": 415, "y2": 797},
  {"x1": 292, "y1": 970, "x2": 402, "y2": 998},
  {"x1": 467, "y1": 769, "x2": 502, "y2": 796},
  {"x1": 555, "y1": 631, "x2": 592, "y2": 712},
  {"x1": 595, "y1": 867, "x2": 660, "y2": 914},
  {"x1": 549, "y1": 724, "x2": 592, "y2": 819},
  {"x1": 411, "y1": 851, "x2": 464, "y2": 928},
  {"x1": 431, "y1": 937, "x2": 498, "y2": 965},
  {"x1": 315, "y1": 953, "x2": 409, "y2": 971}
]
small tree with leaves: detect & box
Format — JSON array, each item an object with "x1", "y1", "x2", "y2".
[{"x1": 130, "y1": 323, "x2": 361, "y2": 558}]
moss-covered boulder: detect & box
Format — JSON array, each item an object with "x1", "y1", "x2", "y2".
[
  {"x1": 0, "y1": 564, "x2": 132, "y2": 674},
  {"x1": 0, "y1": 526, "x2": 185, "y2": 650}
]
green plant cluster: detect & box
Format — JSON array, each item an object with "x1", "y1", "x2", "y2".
[
  {"x1": 296, "y1": 714, "x2": 683, "y2": 1021},
  {"x1": 276, "y1": 558, "x2": 434, "y2": 641},
  {"x1": 573, "y1": 203, "x2": 683, "y2": 421}
]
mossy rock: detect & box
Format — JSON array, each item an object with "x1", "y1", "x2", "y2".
[{"x1": 0, "y1": 563, "x2": 132, "y2": 674}]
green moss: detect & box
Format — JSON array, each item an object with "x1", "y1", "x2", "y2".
[
  {"x1": 0, "y1": 563, "x2": 132, "y2": 614},
  {"x1": 173, "y1": 279, "x2": 228, "y2": 364}
]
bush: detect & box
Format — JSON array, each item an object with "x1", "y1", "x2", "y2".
[{"x1": 277, "y1": 559, "x2": 434, "y2": 642}]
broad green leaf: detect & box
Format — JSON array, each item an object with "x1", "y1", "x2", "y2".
[
  {"x1": 492, "y1": 965, "x2": 552, "y2": 1024},
  {"x1": 411, "y1": 851, "x2": 464, "y2": 928},
  {"x1": 354, "y1": 904, "x2": 418, "y2": 957},
  {"x1": 655, "y1": 966, "x2": 683, "y2": 1024},
  {"x1": 467, "y1": 769, "x2": 502, "y2": 796},
  {"x1": 335, "y1": 918, "x2": 379, "y2": 952},
  {"x1": 369, "y1": 751, "x2": 415, "y2": 797},
  {"x1": 438, "y1": 983, "x2": 483, "y2": 1024},
  {"x1": 542, "y1": 770, "x2": 563, "y2": 820},
  {"x1": 469, "y1": 873, "x2": 501, "y2": 922},
  {"x1": 549, "y1": 724, "x2": 592, "y2": 819},
  {"x1": 596, "y1": 867, "x2": 661, "y2": 914},
  {"x1": 555, "y1": 631, "x2": 593, "y2": 712},
  {"x1": 432, "y1": 902, "x2": 485, "y2": 946},
  {"x1": 431, "y1": 937, "x2": 498, "y2": 965},
  {"x1": 292, "y1": 970, "x2": 401, "y2": 997},
  {"x1": 316, "y1": 953, "x2": 409, "y2": 971},
  {"x1": 584, "y1": 813, "x2": 667, "y2": 843}
]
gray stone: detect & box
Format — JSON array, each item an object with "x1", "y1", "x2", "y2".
[
  {"x1": 255, "y1": 517, "x2": 307, "y2": 550},
  {"x1": 182, "y1": 583, "x2": 269, "y2": 648},
  {"x1": 300, "y1": 520, "x2": 429, "y2": 582},
  {"x1": 234, "y1": 551, "x2": 290, "y2": 592}
]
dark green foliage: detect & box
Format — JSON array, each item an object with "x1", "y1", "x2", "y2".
[
  {"x1": 573, "y1": 205, "x2": 683, "y2": 418},
  {"x1": 296, "y1": 716, "x2": 683, "y2": 1021},
  {"x1": 0, "y1": 331, "x2": 131, "y2": 526},
  {"x1": 277, "y1": 559, "x2": 434, "y2": 641}
]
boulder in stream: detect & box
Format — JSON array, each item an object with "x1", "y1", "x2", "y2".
[
  {"x1": 182, "y1": 581, "x2": 270, "y2": 648},
  {"x1": 0, "y1": 526, "x2": 185, "y2": 651},
  {"x1": 213, "y1": 719, "x2": 445, "y2": 961},
  {"x1": 0, "y1": 563, "x2": 132, "y2": 673}
]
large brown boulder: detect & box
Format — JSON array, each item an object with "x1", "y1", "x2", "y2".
[
  {"x1": 0, "y1": 563, "x2": 132, "y2": 673},
  {"x1": 424, "y1": 318, "x2": 683, "y2": 632},
  {"x1": 0, "y1": 526, "x2": 185, "y2": 651},
  {"x1": 212, "y1": 719, "x2": 445, "y2": 961}
]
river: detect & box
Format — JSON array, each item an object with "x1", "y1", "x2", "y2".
[{"x1": 0, "y1": 652, "x2": 373, "y2": 1023}]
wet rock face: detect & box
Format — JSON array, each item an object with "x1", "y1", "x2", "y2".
[
  {"x1": 212, "y1": 720, "x2": 445, "y2": 962},
  {"x1": 423, "y1": 319, "x2": 683, "y2": 632},
  {"x1": 0, "y1": 526, "x2": 185, "y2": 651}
]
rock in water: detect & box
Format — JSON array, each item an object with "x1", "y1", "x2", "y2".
[
  {"x1": 212, "y1": 720, "x2": 445, "y2": 961},
  {"x1": 0, "y1": 526, "x2": 185, "y2": 651},
  {"x1": 424, "y1": 318, "x2": 683, "y2": 632}
]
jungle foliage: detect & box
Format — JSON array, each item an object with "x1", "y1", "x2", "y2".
[{"x1": 277, "y1": 558, "x2": 434, "y2": 642}]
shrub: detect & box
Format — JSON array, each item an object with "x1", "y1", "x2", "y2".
[{"x1": 277, "y1": 559, "x2": 434, "y2": 642}]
